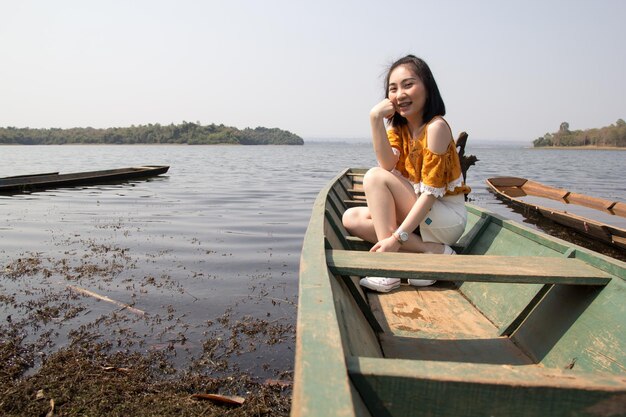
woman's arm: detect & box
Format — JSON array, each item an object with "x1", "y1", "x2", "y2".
[
  {"x1": 370, "y1": 99, "x2": 398, "y2": 170},
  {"x1": 397, "y1": 192, "x2": 437, "y2": 234},
  {"x1": 370, "y1": 192, "x2": 436, "y2": 252},
  {"x1": 397, "y1": 120, "x2": 451, "y2": 231}
]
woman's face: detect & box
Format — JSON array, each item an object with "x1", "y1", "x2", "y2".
[{"x1": 387, "y1": 64, "x2": 427, "y2": 122}]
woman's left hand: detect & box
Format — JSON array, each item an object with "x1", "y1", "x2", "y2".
[{"x1": 370, "y1": 235, "x2": 401, "y2": 253}]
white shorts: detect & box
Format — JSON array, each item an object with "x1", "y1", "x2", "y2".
[{"x1": 419, "y1": 193, "x2": 467, "y2": 245}]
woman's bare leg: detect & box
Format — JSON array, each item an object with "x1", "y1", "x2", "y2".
[
  {"x1": 403, "y1": 235, "x2": 446, "y2": 254},
  {"x1": 342, "y1": 206, "x2": 378, "y2": 243},
  {"x1": 343, "y1": 167, "x2": 447, "y2": 253},
  {"x1": 363, "y1": 167, "x2": 416, "y2": 240}
]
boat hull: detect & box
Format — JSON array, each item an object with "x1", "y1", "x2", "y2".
[
  {"x1": 0, "y1": 165, "x2": 170, "y2": 194},
  {"x1": 486, "y1": 176, "x2": 626, "y2": 250},
  {"x1": 293, "y1": 168, "x2": 626, "y2": 417}
]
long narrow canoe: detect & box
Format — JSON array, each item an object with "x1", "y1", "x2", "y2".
[
  {"x1": 0, "y1": 165, "x2": 169, "y2": 193},
  {"x1": 487, "y1": 176, "x2": 626, "y2": 250},
  {"x1": 293, "y1": 168, "x2": 626, "y2": 417}
]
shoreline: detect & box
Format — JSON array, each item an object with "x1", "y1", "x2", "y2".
[{"x1": 531, "y1": 145, "x2": 625, "y2": 150}]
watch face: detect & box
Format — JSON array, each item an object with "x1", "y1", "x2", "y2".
[{"x1": 399, "y1": 231, "x2": 409, "y2": 242}]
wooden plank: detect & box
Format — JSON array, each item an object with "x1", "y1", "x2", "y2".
[
  {"x1": 328, "y1": 188, "x2": 347, "y2": 217},
  {"x1": 486, "y1": 176, "x2": 527, "y2": 187},
  {"x1": 455, "y1": 211, "x2": 491, "y2": 253},
  {"x1": 338, "y1": 175, "x2": 354, "y2": 200},
  {"x1": 368, "y1": 285, "x2": 496, "y2": 339},
  {"x1": 345, "y1": 235, "x2": 373, "y2": 251},
  {"x1": 510, "y1": 280, "x2": 626, "y2": 373},
  {"x1": 460, "y1": 205, "x2": 576, "y2": 330},
  {"x1": 499, "y1": 283, "x2": 553, "y2": 336},
  {"x1": 329, "y1": 270, "x2": 383, "y2": 357},
  {"x1": 456, "y1": 206, "x2": 585, "y2": 256},
  {"x1": 566, "y1": 192, "x2": 617, "y2": 212},
  {"x1": 522, "y1": 180, "x2": 570, "y2": 200},
  {"x1": 344, "y1": 199, "x2": 367, "y2": 208},
  {"x1": 339, "y1": 275, "x2": 383, "y2": 333},
  {"x1": 497, "y1": 248, "x2": 573, "y2": 337},
  {"x1": 327, "y1": 250, "x2": 613, "y2": 286},
  {"x1": 333, "y1": 183, "x2": 352, "y2": 205},
  {"x1": 612, "y1": 234, "x2": 626, "y2": 248},
  {"x1": 347, "y1": 187, "x2": 365, "y2": 195},
  {"x1": 347, "y1": 356, "x2": 626, "y2": 417},
  {"x1": 536, "y1": 207, "x2": 618, "y2": 243},
  {"x1": 294, "y1": 168, "x2": 365, "y2": 417},
  {"x1": 324, "y1": 209, "x2": 351, "y2": 250},
  {"x1": 367, "y1": 285, "x2": 533, "y2": 365},
  {"x1": 499, "y1": 186, "x2": 527, "y2": 198}
]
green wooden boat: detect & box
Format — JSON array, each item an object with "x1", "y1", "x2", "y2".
[{"x1": 293, "y1": 168, "x2": 626, "y2": 417}]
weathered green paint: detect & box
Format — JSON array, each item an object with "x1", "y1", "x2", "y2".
[
  {"x1": 348, "y1": 357, "x2": 626, "y2": 417},
  {"x1": 325, "y1": 209, "x2": 350, "y2": 250},
  {"x1": 293, "y1": 169, "x2": 368, "y2": 417},
  {"x1": 330, "y1": 272, "x2": 383, "y2": 357},
  {"x1": 499, "y1": 283, "x2": 553, "y2": 336},
  {"x1": 512, "y1": 277, "x2": 626, "y2": 374},
  {"x1": 339, "y1": 274, "x2": 384, "y2": 333},
  {"x1": 345, "y1": 235, "x2": 372, "y2": 252},
  {"x1": 327, "y1": 250, "x2": 612, "y2": 285},
  {"x1": 459, "y1": 205, "x2": 569, "y2": 330},
  {"x1": 293, "y1": 169, "x2": 626, "y2": 417},
  {"x1": 455, "y1": 210, "x2": 491, "y2": 253}
]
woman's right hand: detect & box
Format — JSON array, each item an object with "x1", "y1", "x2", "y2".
[
  {"x1": 370, "y1": 235, "x2": 402, "y2": 253},
  {"x1": 369, "y1": 98, "x2": 398, "y2": 169},
  {"x1": 370, "y1": 99, "x2": 396, "y2": 121}
]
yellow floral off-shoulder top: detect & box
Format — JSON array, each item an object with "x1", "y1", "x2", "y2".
[{"x1": 387, "y1": 117, "x2": 471, "y2": 198}]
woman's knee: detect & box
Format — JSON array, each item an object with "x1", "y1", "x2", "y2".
[
  {"x1": 343, "y1": 206, "x2": 371, "y2": 234},
  {"x1": 363, "y1": 167, "x2": 391, "y2": 192},
  {"x1": 342, "y1": 207, "x2": 360, "y2": 231}
]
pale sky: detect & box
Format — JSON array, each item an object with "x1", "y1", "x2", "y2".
[{"x1": 1, "y1": 0, "x2": 624, "y2": 142}]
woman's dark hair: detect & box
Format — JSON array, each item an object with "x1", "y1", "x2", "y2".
[{"x1": 384, "y1": 55, "x2": 446, "y2": 128}]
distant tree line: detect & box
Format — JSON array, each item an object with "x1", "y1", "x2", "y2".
[
  {"x1": 533, "y1": 119, "x2": 626, "y2": 147},
  {"x1": 0, "y1": 122, "x2": 304, "y2": 145}
]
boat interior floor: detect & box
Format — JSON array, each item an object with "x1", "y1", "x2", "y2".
[{"x1": 367, "y1": 283, "x2": 535, "y2": 366}]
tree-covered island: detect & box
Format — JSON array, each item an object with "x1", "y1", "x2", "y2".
[
  {"x1": 0, "y1": 122, "x2": 304, "y2": 145},
  {"x1": 533, "y1": 119, "x2": 626, "y2": 148}
]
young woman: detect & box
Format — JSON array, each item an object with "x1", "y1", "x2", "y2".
[{"x1": 342, "y1": 55, "x2": 470, "y2": 293}]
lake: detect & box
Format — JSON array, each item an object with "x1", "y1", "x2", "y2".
[{"x1": 0, "y1": 142, "x2": 624, "y2": 379}]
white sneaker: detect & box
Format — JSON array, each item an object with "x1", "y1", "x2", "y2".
[
  {"x1": 359, "y1": 277, "x2": 400, "y2": 293},
  {"x1": 408, "y1": 245, "x2": 456, "y2": 287},
  {"x1": 442, "y1": 244, "x2": 456, "y2": 255}
]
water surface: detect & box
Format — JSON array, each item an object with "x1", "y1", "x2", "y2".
[{"x1": 0, "y1": 143, "x2": 624, "y2": 378}]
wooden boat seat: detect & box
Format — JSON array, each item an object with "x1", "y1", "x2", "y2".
[
  {"x1": 345, "y1": 356, "x2": 626, "y2": 416},
  {"x1": 327, "y1": 249, "x2": 612, "y2": 286}
]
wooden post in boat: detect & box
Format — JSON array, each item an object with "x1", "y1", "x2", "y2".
[{"x1": 455, "y1": 131, "x2": 478, "y2": 201}]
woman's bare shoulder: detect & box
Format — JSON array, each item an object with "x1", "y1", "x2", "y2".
[{"x1": 426, "y1": 118, "x2": 452, "y2": 154}]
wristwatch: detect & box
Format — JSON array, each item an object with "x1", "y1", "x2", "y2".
[{"x1": 393, "y1": 229, "x2": 409, "y2": 244}]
